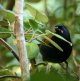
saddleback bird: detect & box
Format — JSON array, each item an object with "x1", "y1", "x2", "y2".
[{"x1": 39, "y1": 24, "x2": 72, "y2": 67}]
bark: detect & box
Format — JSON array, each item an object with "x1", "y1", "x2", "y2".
[{"x1": 14, "y1": 0, "x2": 30, "y2": 81}]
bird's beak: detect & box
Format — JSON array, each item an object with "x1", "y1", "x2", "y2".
[{"x1": 55, "y1": 27, "x2": 60, "y2": 32}]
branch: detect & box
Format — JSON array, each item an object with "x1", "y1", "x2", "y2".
[
  {"x1": 44, "y1": 0, "x2": 49, "y2": 16},
  {"x1": 0, "y1": 38, "x2": 19, "y2": 61},
  {"x1": 15, "y1": 0, "x2": 30, "y2": 81},
  {"x1": 0, "y1": 75, "x2": 20, "y2": 79},
  {"x1": 63, "y1": 0, "x2": 67, "y2": 20}
]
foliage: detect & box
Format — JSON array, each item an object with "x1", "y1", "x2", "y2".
[{"x1": 0, "y1": 0, "x2": 80, "y2": 81}]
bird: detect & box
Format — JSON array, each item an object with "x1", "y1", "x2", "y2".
[{"x1": 39, "y1": 24, "x2": 72, "y2": 67}]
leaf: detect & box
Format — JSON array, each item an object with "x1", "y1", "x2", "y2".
[
  {"x1": 5, "y1": 10, "x2": 15, "y2": 23},
  {"x1": 31, "y1": 69, "x2": 65, "y2": 81},
  {"x1": 0, "y1": 27, "x2": 11, "y2": 38},
  {"x1": 24, "y1": 21, "x2": 31, "y2": 29},
  {"x1": 37, "y1": 30, "x2": 63, "y2": 51},
  {"x1": 42, "y1": 35, "x2": 63, "y2": 52},
  {"x1": 29, "y1": 19, "x2": 38, "y2": 30},
  {"x1": 46, "y1": 30, "x2": 72, "y2": 46},
  {"x1": 26, "y1": 3, "x2": 48, "y2": 23},
  {"x1": 0, "y1": 69, "x2": 12, "y2": 75},
  {"x1": 0, "y1": 19, "x2": 9, "y2": 28},
  {"x1": 0, "y1": 8, "x2": 15, "y2": 23},
  {"x1": 26, "y1": 42, "x2": 39, "y2": 59}
]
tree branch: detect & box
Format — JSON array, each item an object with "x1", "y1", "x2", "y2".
[
  {"x1": 0, "y1": 75, "x2": 20, "y2": 79},
  {"x1": 0, "y1": 38, "x2": 19, "y2": 61},
  {"x1": 14, "y1": 0, "x2": 30, "y2": 81},
  {"x1": 63, "y1": 0, "x2": 67, "y2": 20}
]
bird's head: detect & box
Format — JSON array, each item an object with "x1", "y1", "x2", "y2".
[{"x1": 55, "y1": 24, "x2": 71, "y2": 41}]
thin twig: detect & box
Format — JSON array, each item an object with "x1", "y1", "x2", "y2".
[
  {"x1": 0, "y1": 75, "x2": 20, "y2": 79},
  {"x1": 0, "y1": 38, "x2": 19, "y2": 61}
]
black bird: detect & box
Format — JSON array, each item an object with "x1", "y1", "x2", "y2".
[{"x1": 39, "y1": 24, "x2": 72, "y2": 66}]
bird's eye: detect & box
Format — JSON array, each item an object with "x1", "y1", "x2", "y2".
[
  {"x1": 58, "y1": 29, "x2": 64, "y2": 33},
  {"x1": 55, "y1": 27, "x2": 63, "y2": 33}
]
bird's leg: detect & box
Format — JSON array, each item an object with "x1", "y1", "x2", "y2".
[
  {"x1": 34, "y1": 62, "x2": 48, "y2": 72},
  {"x1": 59, "y1": 63, "x2": 65, "y2": 69},
  {"x1": 46, "y1": 63, "x2": 53, "y2": 73},
  {"x1": 59, "y1": 61, "x2": 68, "y2": 71},
  {"x1": 35, "y1": 62, "x2": 53, "y2": 73},
  {"x1": 64, "y1": 61, "x2": 68, "y2": 70}
]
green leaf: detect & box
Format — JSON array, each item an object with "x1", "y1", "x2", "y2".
[
  {"x1": 46, "y1": 30, "x2": 72, "y2": 46},
  {"x1": 5, "y1": 10, "x2": 15, "y2": 23},
  {"x1": 0, "y1": 69, "x2": 12, "y2": 75},
  {"x1": 0, "y1": 19, "x2": 9, "y2": 28},
  {"x1": 31, "y1": 69, "x2": 65, "y2": 81},
  {"x1": 0, "y1": 8, "x2": 15, "y2": 23},
  {"x1": 24, "y1": 21, "x2": 31, "y2": 29},
  {"x1": 37, "y1": 30, "x2": 63, "y2": 51},
  {"x1": 26, "y1": 3, "x2": 48, "y2": 23},
  {"x1": 0, "y1": 27, "x2": 11, "y2": 38},
  {"x1": 29, "y1": 19, "x2": 38, "y2": 30},
  {"x1": 26, "y1": 42, "x2": 39, "y2": 59},
  {"x1": 42, "y1": 35, "x2": 63, "y2": 52}
]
